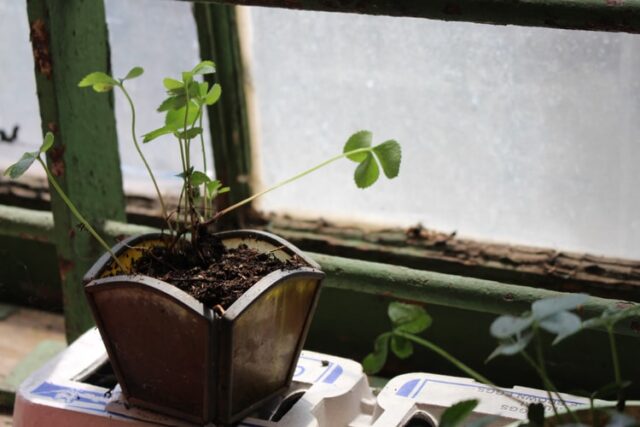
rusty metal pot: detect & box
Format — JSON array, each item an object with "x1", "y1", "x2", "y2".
[{"x1": 83, "y1": 230, "x2": 324, "y2": 425}]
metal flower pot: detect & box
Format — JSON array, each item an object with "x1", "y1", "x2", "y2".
[{"x1": 83, "y1": 230, "x2": 324, "y2": 425}]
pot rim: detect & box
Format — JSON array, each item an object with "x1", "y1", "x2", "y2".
[{"x1": 83, "y1": 228, "x2": 320, "y2": 284}]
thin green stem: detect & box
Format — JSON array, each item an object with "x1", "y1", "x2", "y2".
[
  {"x1": 177, "y1": 138, "x2": 188, "y2": 228},
  {"x1": 532, "y1": 336, "x2": 561, "y2": 419},
  {"x1": 396, "y1": 331, "x2": 527, "y2": 407},
  {"x1": 608, "y1": 326, "x2": 622, "y2": 387},
  {"x1": 119, "y1": 84, "x2": 172, "y2": 233},
  {"x1": 198, "y1": 113, "x2": 208, "y2": 217},
  {"x1": 525, "y1": 332, "x2": 579, "y2": 423},
  {"x1": 608, "y1": 325, "x2": 625, "y2": 411},
  {"x1": 37, "y1": 158, "x2": 127, "y2": 272},
  {"x1": 182, "y1": 82, "x2": 196, "y2": 233},
  {"x1": 206, "y1": 147, "x2": 371, "y2": 225}
]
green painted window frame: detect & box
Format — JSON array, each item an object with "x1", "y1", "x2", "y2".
[{"x1": 0, "y1": 0, "x2": 638, "y2": 340}]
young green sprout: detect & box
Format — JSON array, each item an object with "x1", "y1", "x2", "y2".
[
  {"x1": 78, "y1": 66, "x2": 172, "y2": 231},
  {"x1": 80, "y1": 61, "x2": 402, "y2": 243},
  {"x1": 3, "y1": 132, "x2": 127, "y2": 272},
  {"x1": 10, "y1": 60, "x2": 403, "y2": 275}
]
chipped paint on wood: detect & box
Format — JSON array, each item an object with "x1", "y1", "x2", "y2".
[
  {"x1": 263, "y1": 216, "x2": 640, "y2": 302},
  {"x1": 29, "y1": 18, "x2": 52, "y2": 79},
  {"x1": 26, "y1": 0, "x2": 126, "y2": 341}
]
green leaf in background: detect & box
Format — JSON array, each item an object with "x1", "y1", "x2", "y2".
[
  {"x1": 190, "y1": 170, "x2": 210, "y2": 186},
  {"x1": 78, "y1": 72, "x2": 118, "y2": 92},
  {"x1": 176, "y1": 166, "x2": 195, "y2": 179},
  {"x1": 388, "y1": 302, "x2": 432, "y2": 334},
  {"x1": 157, "y1": 96, "x2": 187, "y2": 112},
  {"x1": 343, "y1": 130, "x2": 372, "y2": 162},
  {"x1": 182, "y1": 71, "x2": 194, "y2": 84},
  {"x1": 123, "y1": 66, "x2": 144, "y2": 81},
  {"x1": 531, "y1": 294, "x2": 589, "y2": 320},
  {"x1": 204, "y1": 84, "x2": 222, "y2": 106},
  {"x1": 538, "y1": 311, "x2": 582, "y2": 344},
  {"x1": 439, "y1": 400, "x2": 478, "y2": 427},
  {"x1": 354, "y1": 152, "x2": 379, "y2": 188},
  {"x1": 198, "y1": 81, "x2": 209, "y2": 98},
  {"x1": 175, "y1": 127, "x2": 203, "y2": 141},
  {"x1": 362, "y1": 333, "x2": 390, "y2": 374},
  {"x1": 192, "y1": 60, "x2": 216, "y2": 76},
  {"x1": 583, "y1": 305, "x2": 640, "y2": 330},
  {"x1": 206, "y1": 180, "x2": 230, "y2": 198},
  {"x1": 40, "y1": 132, "x2": 54, "y2": 153},
  {"x1": 142, "y1": 126, "x2": 173, "y2": 143},
  {"x1": 165, "y1": 102, "x2": 200, "y2": 131},
  {"x1": 390, "y1": 335, "x2": 413, "y2": 359},
  {"x1": 163, "y1": 78, "x2": 183, "y2": 91},
  {"x1": 489, "y1": 315, "x2": 533, "y2": 339},
  {"x1": 372, "y1": 140, "x2": 401, "y2": 179},
  {"x1": 3, "y1": 151, "x2": 38, "y2": 179},
  {"x1": 486, "y1": 332, "x2": 534, "y2": 361}
]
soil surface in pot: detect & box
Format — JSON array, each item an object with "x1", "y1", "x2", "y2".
[{"x1": 133, "y1": 233, "x2": 306, "y2": 309}]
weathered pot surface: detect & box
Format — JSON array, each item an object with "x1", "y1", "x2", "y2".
[{"x1": 83, "y1": 229, "x2": 324, "y2": 425}]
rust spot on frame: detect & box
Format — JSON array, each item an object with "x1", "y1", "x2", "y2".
[
  {"x1": 30, "y1": 19, "x2": 53, "y2": 79},
  {"x1": 49, "y1": 144, "x2": 65, "y2": 177},
  {"x1": 58, "y1": 257, "x2": 75, "y2": 282}
]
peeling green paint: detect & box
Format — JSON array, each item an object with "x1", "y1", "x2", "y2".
[{"x1": 26, "y1": 0, "x2": 126, "y2": 341}]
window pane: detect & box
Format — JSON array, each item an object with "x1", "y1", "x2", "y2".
[
  {"x1": 244, "y1": 8, "x2": 640, "y2": 259},
  {"x1": 106, "y1": 0, "x2": 213, "y2": 195},
  {"x1": 0, "y1": 1, "x2": 213, "y2": 195},
  {"x1": 0, "y1": 3, "x2": 43, "y2": 178}
]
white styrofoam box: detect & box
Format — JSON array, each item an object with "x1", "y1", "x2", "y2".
[
  {"x1": 12, "y1": 328, "x2": 375, "y2": 427},
  {"x1": 372, "y1": 372, "x2": 596, "y2": 426}
]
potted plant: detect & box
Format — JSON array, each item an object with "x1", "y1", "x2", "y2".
[
  {"x1": 364, "y1": 295, "x2": 640, "y2": 427},
  {"x1": 4, "y1": 61, "x2": 402, "y2": 424}
]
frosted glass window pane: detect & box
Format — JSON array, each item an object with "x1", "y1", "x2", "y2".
[
  {"x1": 0, "y1": 3, "x2": 44, "y2": 179},
  {"x1": 106, "y1": 0, "x2": 213, "y2": 195},
  {"x1": 0, "y1": 1, "x2": 213, "y2": 195},
  {"x1": 245, "y1": 8, "x2": 640, "y2": 260}
]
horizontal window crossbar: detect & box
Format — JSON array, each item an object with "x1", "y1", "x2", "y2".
[
  {"x1": 187, "y1": 0, "x2": 640, "y2": 34},
  {"x1": 1, "y1": 204, "x2": 637, "y2": 337}
]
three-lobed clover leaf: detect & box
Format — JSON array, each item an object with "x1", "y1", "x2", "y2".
[
  {"x1": 79, "y1": 67, "x2": 143, "y2": 93},
  {"x1": 389, "y1": 302, "x2": 432, "y2": 334},
  {"x1": 487, "y1": 293, "x2": 589, "y2": 361},
  {"x1": 362, "y1": 332, "x2": 391, "y2": 375},
  {"x1": 4, "y1": 132, "x2": 55, "y2": 179},
  {"x1": 206, "y1": 180, "x2": 229, "y2": 199},
  {"x1": 343, "y1": 131, "x2": 401, "y2": 189},
  {"x1": 78, "y1": 72, "x2": 118, "y2": 92},
  {"x1": 363, "y1": 302, "x2": 430, "y2": 374}
]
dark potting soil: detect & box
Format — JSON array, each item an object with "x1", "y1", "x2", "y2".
[{"x1": 132, "y1": 234, "x2": 306, "y2": 309}]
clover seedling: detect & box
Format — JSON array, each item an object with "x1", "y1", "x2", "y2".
[
  {"x1": 4, "y1": 132, "x2": 126, "y2": 272},
  {"x1": 7, "y1": 60, "x2": 403, "y2": 272},
  {"x1": 79, "y1": 66, "x2": 171, "y2": 230}
]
